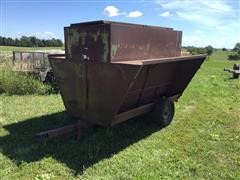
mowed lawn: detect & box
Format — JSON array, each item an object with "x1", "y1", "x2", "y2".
[{"x1": 0, "y1": 50, "x2": 239, "y2": 179}]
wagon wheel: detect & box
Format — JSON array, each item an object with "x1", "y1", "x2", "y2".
[
  {"x1": 152, "y1": 97, "x2": 175, "y2": 127},
  {"x1": 233, "y1": 64, "x2": 239, "y2": 79}
]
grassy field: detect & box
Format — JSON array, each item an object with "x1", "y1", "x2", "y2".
[
  {"x1": 0, "y1": 49, "x2": 239, "y2": 179},
  {"x1": 0, "y1": 46, "x2": 64, "y2": 52}
]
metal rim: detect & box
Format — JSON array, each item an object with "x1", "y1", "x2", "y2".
[{"x1": 163, "y1": 105, "x2": 171, "y2": 121}]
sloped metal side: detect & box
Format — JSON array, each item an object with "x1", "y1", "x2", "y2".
[
  {"x1": 49, "y1": 57, "x2": 141, "y2": 126},
  {"x1": 49, "y1": 55, "x2": 205, "y2": 127},
  {"x1": 118, "y1": 56, "x2": 205, "y2": 113},
  {"x1": 173, "y1": 57, "x2": 205, "y2": 94}
]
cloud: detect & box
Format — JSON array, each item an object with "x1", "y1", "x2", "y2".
[
  {"x1": 182, "y1": 24, "x2": 239, "y2": 48},
  {"x1": 103, "y1": 5, "x2": 121, "y2": 17},
  {"x1": 183, "y1": 35, "x2": 203, "y2": 47},
  {"x1": 159, "y1": 11, "x2": 170, "y2": 17},
  {"x1": 193, "y1": 30, "x2": 203, "y2": 34},
  {"x1": 44, "y1": 32, "x2": 54, "y2": 36},
  {"x1": 182, "y1": 33, "x2": 238, "y2": 48},
  {"x1": 157, "y1": 0, "x2": 233, "y2": 13},
  {"x1": 103, "y1": 6, "x2": 142, "y2": 18},
  {"x1": 33, "y1": 32, "x2": 56, "y2": 39},
  {"x1": 156, "y1": 0, "x2": 236, "y2": 28},
  {"x1": 155, "y1": 0, "x2": 239, "y2": 48},
  {"x1": 127, "y1": 11, "x2": 143, "y2": 18}
]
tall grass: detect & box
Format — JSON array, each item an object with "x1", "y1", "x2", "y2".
[
  {"x1": 0, "y1": 46, "x2": 62, "y2": 95},
  {"x1": 0, "y1": 67, "x2": 54, "y2": 95}
]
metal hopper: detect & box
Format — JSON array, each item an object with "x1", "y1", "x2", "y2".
[{"x1": 38, "y1": 21, "x2": 206, "y2": 139}]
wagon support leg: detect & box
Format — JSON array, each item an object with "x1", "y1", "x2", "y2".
[{"x1": 36, "y1": 120, "x2": 92, "y2": 140}]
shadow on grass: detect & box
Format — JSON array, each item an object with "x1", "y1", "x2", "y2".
[
  {"x1": 0, "y1": 111, "x2": 162, "y2": 175},
  {"x1": 224, "y1": 77, "x2": 239, "y2": 80}
]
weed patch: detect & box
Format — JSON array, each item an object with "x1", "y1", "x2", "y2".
[{"x1": 0, "y1": 68, "x2": 55, "y2": 95}]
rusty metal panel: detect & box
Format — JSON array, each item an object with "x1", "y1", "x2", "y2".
[
  {"x1": 49, "y1": 21, "x2": 206, "y2": 127},
  {"x1": 110, "y1": 23, "x2": 182, "y2": 61},
  {"x1": 118, "y1": 57, "x2": 204, "y2": 113},
  {"x1": 64, "y1": 21, "x2": 182, "y2": 63},
  {"x1": 49, "y1": 54, "x2": 206, "y2": 126},
  {"x1": 64, "y1": 23, "x2": 110, "y2": 62},
  {"x1": 49, "y1": 56, "x2": 142, "y2": 126}
]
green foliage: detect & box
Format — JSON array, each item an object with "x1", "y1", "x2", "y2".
[
  {"x1": 210, "y1": 50, "x2": 234, "y2": 61},
  {"x1": 222, "y1": 48, "x2": 227, "y2": 51},
  {"x1": 229, "y1": 42, "x2": 240, "y2": 60},
  {"x1": 186, "y1": 45, "x2": 215, "y2": 56},
  {"x1": 228, "y1": 53, "x2": 240, "y2": 60},
  {"x1": 186, "y1": 46, "x2": 206, "y2": 55},
  {"x1": 0, "y1": 46, "x2": 61, "y2": 95},
  {"x1": 205, "y1": 45, "x2": 214, "y2": 56},
  {"x1": 0, "y1": 36, "x2": 63, "y2": 47},
  {"x1": 0, "y1": 68, "x2": 55, "y2": 95},
  {"x1": 0, "y1": 46, "x2": 63, "y2": 52},
  {"x1": 232, "y1": 42, "x2": 240, "y2": 52}
]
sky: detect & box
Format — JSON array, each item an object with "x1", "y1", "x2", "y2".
[{"x1": 1, "y1": 0, "x2": 240, "y2": 48}]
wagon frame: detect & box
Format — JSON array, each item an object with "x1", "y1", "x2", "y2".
[
  {"x1": 12, "y1": 50, "x2": 54, "y2": 82},
  {"x1": 37, "y1": 54, "x2": 206, "y2": 139},
  {"x1": 37, "y1": 20, "x2": 207, "y2": 139}
]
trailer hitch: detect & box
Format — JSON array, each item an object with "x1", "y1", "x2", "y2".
[
  {"x1": 36, "y1": 120, "x2": 92, "y2": 140},
  {"x1": 224, "y1": 64, "x2": 240, "y2": 79}
]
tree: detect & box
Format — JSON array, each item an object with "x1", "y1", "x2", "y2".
[
  {"x1": 20, "y1": 36, "x2": 32, "y2": 47},
  {"x1": 30, "y1": 36, "x2": 38, "y2": 47},
  {"x1": 186, "y1": 46, "x2": 206, "y2": 55},
  {"x1": 0, "y1": 35, "x2": 63, "y2": 47},
  {"x1": 229, "y1": 42, "x2": 240, "y2": 60},
  {"x1": 222, "y1": 48, "x2": 227, "y2": 51},
  {"x1": 205, "y1": 45, "x2": 214, "y2": 56},
  {"x1": 233, "y1": 42, "x2": 240, "y2": 52}
]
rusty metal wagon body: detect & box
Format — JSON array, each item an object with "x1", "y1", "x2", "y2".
[{"x1": 39, "y1": 21, "x2": 206, "y2": 138}]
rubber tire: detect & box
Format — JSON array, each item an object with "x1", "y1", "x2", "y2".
[
  {"x1": 153, "y1": 98, "x2": 175, "y2": 127},
  {"x1": 233, "y1": 64, "x2": 239, "y2": 79}
]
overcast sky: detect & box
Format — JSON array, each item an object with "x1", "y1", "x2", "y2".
[{"x1": 1, "y1": 0, "x2": 239, "y2": 48}]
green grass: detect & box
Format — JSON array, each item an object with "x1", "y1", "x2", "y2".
[
  {"x1": 0, "y1": 46, "x2": 64, "y2": 52},
  {"x1": 210, "y1": 50, "x2": 234, "y2": 61},
  {"x1": 0, "y1": 51, "x2": 240, "y2": 179},
  {"x1": 0, "y1": 68, "x2": 55, "y2": 95},
  {"x1": 0, "y1": 46, "x2": 60, "y2": 95}
]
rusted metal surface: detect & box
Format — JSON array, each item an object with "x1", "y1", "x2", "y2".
[
  {"x1": 64, "y1": 23, "x2": 110, "y2": 62},
  {"x1": 47, "y1": 20, "x2": 207, "y2": 129},
  {"x1": 37, "y1": 120, "x2": 91, "y2": 140},
  {"x1": 64, "y1": 20, "x2": 182, "y2": 63},
  {"x1": 49, "y1": 54, "x2": 206, "y2": 127},
  {"x1": 110, "y1": 22, "x2": 182, "y2": 61},
  {"x1": 113, "y1": 103, "x2": 154, "y2": 126}
]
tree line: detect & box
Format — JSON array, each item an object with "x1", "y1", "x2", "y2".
[
  {"x1": 0, "y1": 36, "x2": 63, "y2": 47},
  {"x1": 184, "y1": 45, "x2": 214, "y2": 56},
  {"x1": 184, "y1": 43, "x2": 240, "y2": 60}
]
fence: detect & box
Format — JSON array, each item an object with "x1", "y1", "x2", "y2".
[{"x1": 12, "y1": 51, "x2": 50, "y2": 71}]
